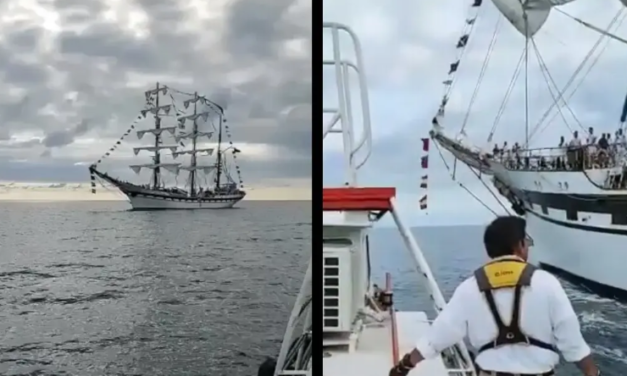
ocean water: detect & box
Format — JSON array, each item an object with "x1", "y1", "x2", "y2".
[
  {"x1": 370, "y1": 225, "x2": 627, "y2": 376},
  {"x1": 0, "y1": 201, "x2": 311, "y2": 376},
  {"x1": 1, "y1": 202, "x2": 623, "y2": 376}
]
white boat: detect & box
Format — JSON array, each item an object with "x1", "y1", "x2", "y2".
[
  {"x1": 429, "y1": 0, "x2": 627, "y2": 298},
  {"x1": 89, "y1": 83, "x2": 245, "y2": 210},
  {"x1": 258, "y1": 22, "x2": 477, "y2": 376}
]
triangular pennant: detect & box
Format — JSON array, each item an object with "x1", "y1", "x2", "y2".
[
  {"x1": 137, "y1": 130, "x2": 145, "y2": 140},
  {"x1": 130, "y1": 165, "x2": 142, "y2": 174},
  {"x1": 448, "y1": 61, "x2": 460, "y2": 74}
]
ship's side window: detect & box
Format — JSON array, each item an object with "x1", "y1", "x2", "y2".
[
  {"x1": 566, "y1": 210, "x2": 578, "y2": 221},
  {"x1": 541, "y1": 206, "x2": 548, "y2": 215},
  {"x1": 611, "y1": 214, "x2": 627, "y2": 225}
]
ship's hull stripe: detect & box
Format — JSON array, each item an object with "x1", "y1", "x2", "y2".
[
  {"x1": 519, "y1": 189, "x2": 627, "y2": 214},
  {"x1": 526, "y1": 210, "x2": 627, "y2": 235}
]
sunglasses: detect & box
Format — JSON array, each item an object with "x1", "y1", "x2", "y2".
[{"x1": 525, "y1": 234, "x2": 534, "y2": 246}]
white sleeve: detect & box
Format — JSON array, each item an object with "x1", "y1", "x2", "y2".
[
  {"x1": 415, "y1": 282, "x2": 468, "y2": 359},
  {"x1": 548, "y1": 276, "x2": 591, "y2": 362}
]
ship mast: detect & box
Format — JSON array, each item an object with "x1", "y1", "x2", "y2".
[
  {"x1": 215, "y1": 114, "x2": 223, "y2": 189},
  {"x1": 189, "y1": 92, "x2": 199, "y2": 196},
  {"x1": 152, "y1": 82, "x2": 162, "y2": 189}
]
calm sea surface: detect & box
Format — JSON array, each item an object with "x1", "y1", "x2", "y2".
[
  {"x1": 1, "y1": 204, "x2": 623, "y2": 375},
  {"x1": 0, "y1": 201, "x2": 311, "y2": 376},
  {"x1": 370, "y1": 226, "x2": 627, "y2": 376}
]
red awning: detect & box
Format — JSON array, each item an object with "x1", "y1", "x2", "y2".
[{"x1": 323, "y1": 187, "x2": 396, "y2": 211}]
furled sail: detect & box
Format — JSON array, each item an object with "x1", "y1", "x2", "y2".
[
  {"x1": 491, "y1": 0, "x2": 578, "y2": 37},
  {"x1": 129, "y1": 163, "x2": 181, "y2": 174},
  {"x1": 179, "y1": 165, "x2": 216, "y2": 174},
  {"x1": 175, "y1": 131, "x2": 213, "y2": 141},
  {"x1": 172, "y1": 148, "x2": 214, "y2": 158},
  {"x1": 133, "y1": 145, "x2": 178, "y2": 155},
  {"x1": 137, "y1": 127, "x2": 176, "y2": 140},
  {"x1": 177, "y1": 111, "x2": 211, "y2": 127}
]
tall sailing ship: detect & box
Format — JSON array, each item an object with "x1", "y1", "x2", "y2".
[
  {"x1": 429, "y1": 0, "x2": 627, "y2": 297},
  {"x1": 89, "y1": 83, "x2": 246, "y2": 210}
]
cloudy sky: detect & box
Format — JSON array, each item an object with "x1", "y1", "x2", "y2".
[
  {"x1": 323, "y1": 0, "x2": 627, "y2": 225},
  {"x1": 0, "y1": 0, "x2": 311, "y2": 191}
]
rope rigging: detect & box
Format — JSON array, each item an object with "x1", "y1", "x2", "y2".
[
  {"x1": 433, "y1": 139, "x2": 508, "y2": 217},
  {"x1": 89, "y1": 85, "x2": 244, "y2": 194},
  {"x1": 528, "y1": 8, "x2": 626, "y2": 143},
  {"x1": 487, "y1": 48, "x2": 525, "y2": 143},
  {"x1": 424, "y1": 2, "x2": 626, "y2": 251},
  {"x1": 524, "y1": 16, "x2": 530, "y2": 149},
  {"x1": 533, "y1": 38, "x2": 586, "y2": 131},
  {"x1": 433, "y1": 0, "x2": 485, "y2": 124},
  {"x1": 460, "y1": 16, "x2": 503, "y2": 134}
]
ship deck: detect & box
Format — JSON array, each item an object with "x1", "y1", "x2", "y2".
[{"x1": 323, "y1": 311, "x2": 450, "y2": 376}]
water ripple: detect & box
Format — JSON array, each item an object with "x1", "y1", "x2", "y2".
[{"x1": 0, "y1": 200, "x2": 311, "y2": 376}]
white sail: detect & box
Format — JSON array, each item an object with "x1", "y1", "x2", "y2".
[
  {"x1": 491, "y1": 0, "x2": 578, "y2": 37},
  {"x1": 172, "y1": 148, "x2": 214, "y2": 158},
  {"x1": 140, "y1": 104, "x2": 173, "y2": 118},
  {"x1": 179, "y1": 165, "x2": 216, "y2": 174},
  {"x1": 133, "y1": 145, "x2": 178, "y2": 155},
  {"x1": 129, "y1": 163, "x2": 181, "y2": 174},
  {"x1": 177, "y1": 111, "x2": 211, "y2": 127},
  {"x1": 137, "y1": 127, "x2": 177, "y2": 140},
  {"x1": 176, "y1": 131, "x2": 213, "y2": 141}
]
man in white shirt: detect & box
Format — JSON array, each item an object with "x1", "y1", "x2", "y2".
[
  {"x1": 388, "y1": 216, "x2": 599, "y2": 376},
  {"x1": 569, "y1": 131, "x2": 582, "y2": 147},
  {"x1": 567, "y1": 131, "x2": 583, "y2": 169},
  {"x1": 586, "y1": 127, "x2": 597, "y2": 145}
]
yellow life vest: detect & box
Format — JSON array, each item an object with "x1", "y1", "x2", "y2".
[{"x1": 473, "y1": 257, "x2": 557, "y2": 354}]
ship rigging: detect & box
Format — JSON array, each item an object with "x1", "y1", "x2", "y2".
[
  {"x1": 429, "y1": 0, "x2": 627, "y2": 298},
  {"x1": 89, "y1": 83, "x2": 245, "y2": 210}
]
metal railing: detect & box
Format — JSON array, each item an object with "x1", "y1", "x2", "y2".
[
  {"x1": 322, "y1": 22, "x2": 476, "y2": 376},
  {"x1": 323, "y1": 23, "x2": 373, "y2": 186},
  {"x1": 493, "y1": 144, "x2": 626, "y2": 172}
]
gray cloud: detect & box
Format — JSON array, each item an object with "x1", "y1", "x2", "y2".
[
  {"x1": 42, "y1": 119, "x2": 91, "y2": 148},
  {"x1": 0, "y1": 0, "x2": 311, "y2": 186}
]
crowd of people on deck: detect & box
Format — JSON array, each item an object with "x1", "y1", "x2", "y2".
[{"x1": 491, "y1": 127, "x2": 627, "y2": 171}]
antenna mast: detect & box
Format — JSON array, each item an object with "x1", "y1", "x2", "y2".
[
  {"x1": 152, "y1": 82, "x2": 162, "y2": 189},
  {"x1": 215, "y1": 115, "x2": 223, "y2": 189},
  {"x1": 189, "y1": 92, "x2": 199, "y2": 196}
]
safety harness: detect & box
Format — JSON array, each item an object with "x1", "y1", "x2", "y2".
[{"x1": 474, "y1": 257, "x2": 557, "y2": 354}]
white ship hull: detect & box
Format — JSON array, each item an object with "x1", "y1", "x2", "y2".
[
  {"x1": 527, "y1": 212, "x2": 627, "y2": 295},
  {"x1": 490, "y1": 164, "x2": 627, "y2": 297},
  {"x1": 126, "y1": 192, "x2": 243, "y2": 210}
]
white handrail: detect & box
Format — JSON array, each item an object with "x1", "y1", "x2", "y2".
[
  {"x1": 389, "y1": 198, "x2": 477, "y2": 376},
  {"x1": 323, "y1": 23, "x2": 373, "y2": 185}
]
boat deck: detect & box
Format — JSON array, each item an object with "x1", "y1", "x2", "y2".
[{"x1": 323, "y1": 311, "x2": 449, "y2": 376}]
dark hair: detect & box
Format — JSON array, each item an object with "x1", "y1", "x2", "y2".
[{"x1": 483, "y1": 216, "x2": 526, "y2": 258}]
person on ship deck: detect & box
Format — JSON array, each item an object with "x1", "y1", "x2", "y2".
[
  {"x1": 567, "y1": 131, "x2": 583, "y2": 170},
  {"x1": 389, "y1": 216, "x2": 599, "y2": 376}
]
